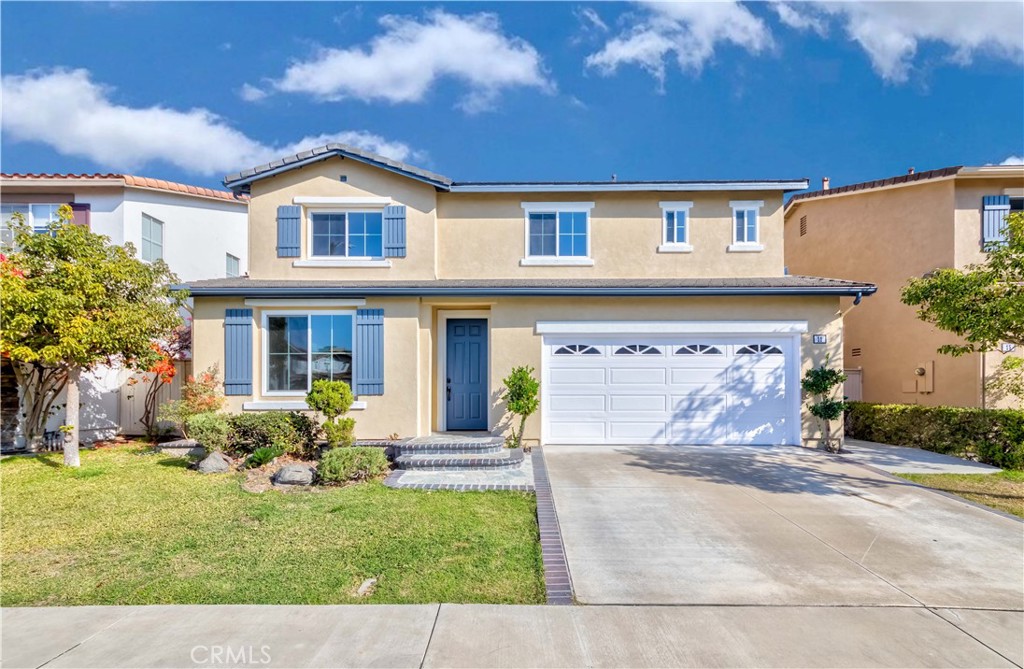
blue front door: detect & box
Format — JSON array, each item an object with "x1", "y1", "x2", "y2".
[{"x1": 446, "y1": 319, "x2": 488, "y2": 430}]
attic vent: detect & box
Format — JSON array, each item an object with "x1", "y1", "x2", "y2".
[
  {"x1": 799, "y1": 215, "x2": 807, "y2": 237},
  {"x1": 851, "y1": 347, "x2": 862, "y2": 357},
  {"x1": 339, "y1": 175, "x2": 348, "y2": 182}
]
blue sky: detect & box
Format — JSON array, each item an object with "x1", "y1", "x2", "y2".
[{"x1": 2, "y1": 1, "x2": 1022, "y2": 192}]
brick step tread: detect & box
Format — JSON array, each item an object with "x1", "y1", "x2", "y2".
[
  {"x1": 393, "y1": 440, "x2": 504, "y2": 455},
  {"x1": 394, "y1": 448, "x2": 524, "y2": 471}
]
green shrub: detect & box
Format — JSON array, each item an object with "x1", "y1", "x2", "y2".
[
  {"x1": 501, "y1": 366, "x2": 539, "y2": 449},
  {"x1": 306, "y1": 380, "x2": 354, "y2": 420},
  {"x1": 322, "y1": 417, "x2": 356, "y2": 448},
  {"x1": 287, "y1": 411, "x2": 319, "y2": 457},
  {"x1": 185, "y1": 413, "x2": 229, "y2": 452},
  {"x1": 317, "y1": 447, "x2": 389, "y2": 484},
  {"x1": 846, "y1": 402, "x2": 1024, "y2": 469},
  {"x1": 306, "y1": 380, "x2": 357, "y2": 448},
  {"x1": 245, "y1": 445, "x2": 285, "y2": 469},
  {"x1": 227, "y1": 412, "x2": 297, "y2": 455}
]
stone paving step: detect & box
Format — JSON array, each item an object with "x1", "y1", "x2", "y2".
[
  {"x1": 393, "y1": 435, "x2": 504, "y2": 456},
  {"x1": 394, "y1": 448, "x2": 524, "y2": 471}
]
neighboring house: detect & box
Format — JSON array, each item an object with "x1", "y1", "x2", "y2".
[
  {"x1": 186, "y1": 144, "x2": 874, "y2": 447},
  {"x1": 784, "y1": 165, "x2": 1024, "y2": 409},
  {"x1": 1, "y1": 174, "x2": 249, "y2": 447}
]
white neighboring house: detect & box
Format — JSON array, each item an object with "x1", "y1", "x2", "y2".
[{"x1": 0, "y1": 173, "x2": 249, "y2": 447}]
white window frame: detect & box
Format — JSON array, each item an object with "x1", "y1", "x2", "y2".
[
  {"x1": 261, "y1": 309, "x2": 358, "y2": 398},
  {"x1": 658, "y1": 201, "x2": 694, "y2": 253},
  {"x1": 141, "y1": 213, "x2": 164, "y2": 262},
  {"x1": 520, "y1": 202, "x2": 595, "y2": 266},
  {"x1": 2, "y1": 203, "x2": 65, "y2": 239},
  {"x1": 306, "y1": 208, "x2": 386, "y2": 262},
  {"x1": 225, "y1": 253, "x2": 240, "y2": 278},
  {"x1": 728, "y1": 200, "x2": 764, "y2": 252}
]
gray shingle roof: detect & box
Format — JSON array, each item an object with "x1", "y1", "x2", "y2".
[
  {"x1": 182, "y1": 276, "x2": 875, "y2": 297},
  {"x1": 222, "y1": 143, "x2": 808, "y2": 194},
  {"x1": 223, "y1": 144, "x2": 454, "y2": 190}
]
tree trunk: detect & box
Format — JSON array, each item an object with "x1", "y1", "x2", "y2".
[
  {"x1": 64, "y1": 366, "x2": 81, "y2": 467},
  {"x1": 516, "y1": 414, "x2": 527, "y2": 450}
]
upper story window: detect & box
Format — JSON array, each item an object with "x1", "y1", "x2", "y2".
[
  {"x1": 310, "y1": 211, "x2": 383, "y2": 258},
  {"x1": 226, "y1": 253, "x2": 240, "y2": 278},
  {"x1": 141, "y1": 213, "x2": 164, "y2": 262},
  {"x1": 658, "y1": 201, "x2": 693, "y2": 253},
  {"x1": 520, "y1": 202, "x2": 595, "y2": 266},
  {"x1": 1, "y1": 204, "x2": 63, "y2": 242},
  {"x1": 729, "y1": 200, "x2": 764, "y2": 252}
]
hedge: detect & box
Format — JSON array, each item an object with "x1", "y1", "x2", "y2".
[{"x1": 845, "y1": 402, "x2": 1024, "y2": 470}]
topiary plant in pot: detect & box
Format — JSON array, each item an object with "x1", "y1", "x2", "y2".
[{"x1": 801, "y1": 360, "x2": 848, "y2": 453}]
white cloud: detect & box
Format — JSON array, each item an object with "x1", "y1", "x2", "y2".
[
  {"x1": 1, "y1": 68, "x2": 424, "y2": 176},
  {"x1": 576, "y1": 6, "x2": 609, "y2": 33},
  {"x1": 771, "y1": 2, "x2": 827, "y2": 37},
  {"x1": 779, "y1": 2, "x2": 1024, "y2": 83},
  {"x1": 238, "y1": 83, "x2": 269, "y2": 102},
  {"x1": 1001, "y1": 156, "x2": 1024, "y2": 166},
  {"x1": 274, "y1": 10, "x2": 554, "y2": 113},
  {"x1": 585, "y1": 2, "x2": 773, "y2": 87}
]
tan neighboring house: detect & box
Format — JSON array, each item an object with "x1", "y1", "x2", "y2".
[
  {"x1": 186, "y1": 144, "x2": 875, "y2": 447},
  {"x1": 784, "y1": 165, "x2": 1024, "y2": 409}
]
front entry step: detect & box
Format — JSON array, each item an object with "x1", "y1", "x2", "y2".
[
  {"x1": 395, "y1": 448, "x2": 524, "y2": 471},
  {"x1": 392, "y1": 435, "x2": 504, "y2": 456}
]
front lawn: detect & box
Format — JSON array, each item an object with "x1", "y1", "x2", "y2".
[
  {"x1": 0, "y1": 445, "x2": 544, "y2": 606},
  {"x1": 897, "y1": 471, "x2": 1024, "y2": 519}
]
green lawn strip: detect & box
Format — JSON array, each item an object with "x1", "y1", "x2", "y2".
[
  {"x1": 1, "y1": 445, "x2": 544, "y2": 606},
  {"x1": 896, "y1": 471, "x2": 1024, "y2": 519}
]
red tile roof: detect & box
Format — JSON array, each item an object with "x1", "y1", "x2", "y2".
[{"x1": 0, "y1": 173, "x2": 247, "y2": 202}]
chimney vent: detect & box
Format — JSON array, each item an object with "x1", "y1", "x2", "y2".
[
  {"x1": 611, "y1": 173, "x2": 617, "y2": 182},
  {"x1": 908, "y1": 167, "x2": 915, "y2": 175},
  {"x1": 822, "y1": 177, "x2": 830, "y2": 190}
]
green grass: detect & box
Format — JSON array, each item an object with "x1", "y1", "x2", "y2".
[
  {"x1": 0, "y1": 445, "x2": 544, "y2": 606},
  {"x1": 897, "y1": 470, "x2": 1024, "y2": 519}
]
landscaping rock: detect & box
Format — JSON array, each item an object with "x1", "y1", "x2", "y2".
[
  {"x1": 356, "y1": 577, "x2": 377, "y2": 597},
  {"x1": 272, "y1": 464, "x2": 315, "y2": 486},
  {"x1": 197, "y1": 451, "x2": 231, "y2": 473}
]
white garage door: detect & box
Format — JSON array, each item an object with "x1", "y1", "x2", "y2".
[{"x1": 543, "y1": 335, "x2": 797, "y2": 445}]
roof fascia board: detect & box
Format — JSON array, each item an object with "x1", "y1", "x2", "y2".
[
  {"x1": 449, "y1": 181, "x2": 808, "y2": 193},
  {"x1": 181, "y1": 285, "x2": 875, "y2": 298}
]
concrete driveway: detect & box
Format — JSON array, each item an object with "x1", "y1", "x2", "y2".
[{"x1": 544, "y1": 444, "x2": 1024, "y2": 609}]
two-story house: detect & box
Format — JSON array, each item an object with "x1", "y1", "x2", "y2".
[
  {"x1": 186, "y1": 144, "x2": 874, "y2": 447},
  {"x1": 784, "y1": 165, "x2": 1024, "y2": 408},
  {"x1": 0, "y1": 174, "x2": 249, "y2": 447}
]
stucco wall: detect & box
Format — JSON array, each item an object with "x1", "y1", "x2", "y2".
[
  {"x1": 193, "y1": 295, "x2": 841, "y2": 444},
  {"x1": 247, "y1": 157, "x2": 440, "y2": 281},
  {"x1": 783, "y1": 179, "x2": 980, "y2": 406},
  {"x1": 436, "y1": 191, "x2": 786, "y2": 279}
]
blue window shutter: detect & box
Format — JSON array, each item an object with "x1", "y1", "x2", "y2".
[
  {"x1": 383, "y1": 205, "x2": 406, "y2": 258},
  {"x1": 276, "y1": 205, "x2": 302, "y2": 257},
  {"x1": 354, "y1": 308, "x2": 384, "y2": 395},
  {"x1": 224, "y1": 309, "x2": 253, "y2": 396},
  {"x1": 983, "y1": 195, "x2": 1010, "y2": 244}
]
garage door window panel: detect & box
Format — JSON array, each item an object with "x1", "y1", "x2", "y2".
[{"x1": 614, "y1": 345, "x2": 663, "y2": 355}]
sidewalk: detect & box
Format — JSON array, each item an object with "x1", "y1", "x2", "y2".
[
  {"x1": 4, "y1": 603, "x2": 1021, "y2": 668},
  {"x1": 842, "y1": 438, "x2": 1003, "y2": 475}
]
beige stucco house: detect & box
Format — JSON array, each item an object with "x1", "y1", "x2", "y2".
[
  {"x1": 186, "y1": 144, "x2": 874, "y2": 446},
  {"x1": 784, "y1": 165, "x2": 1024, "y2": 409}
]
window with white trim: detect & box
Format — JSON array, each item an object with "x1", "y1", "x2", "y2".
[
  {"x1": 265, "y1": 312, "x2": 354, "y2": 394},
  {"x1": 141, "y1": 213, "x2": 164, "y2": 262},
  {"x1": 736, "y1": 344, "x2": 782, "y2": 355},
  {"x1": 310, "y1": 211, "x2": 383, "y2": 258},
  {"x1": 729, "y1": 200, "x2": 763, "y2": 249},
  {"x1": 553, "y1": 344, "x2": 601, "y2": 355},
  {"x1": 521, "y1": 202, "x2": 594, "y2": 263},
  {"x1": 614, "y1": 344, "x2": 662, "y2": 355},
  {"x1": 659, "y1": 201, "x2": 693, "y2": 250},
  {"x1": 1, "y1": 203, "x2": 64, "y2": 243},
  {"x1": 226, "y1": 253, "x2": 240, "y2": 278}
]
